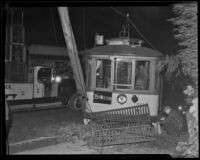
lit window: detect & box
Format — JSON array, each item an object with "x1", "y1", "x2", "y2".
[
  {"x1": 134, "y1": 61, "x2": 150, "y2": 90},
  {"x1": 96, "y1": 59, "x2": 111, "y2": 89},
  {"x1": 116, "y1": 61, "x2": 132, "y2": 89}
]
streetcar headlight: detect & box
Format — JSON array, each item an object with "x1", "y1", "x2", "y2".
[
  {"x1": 117, "y1": 94, "x2": 127, "y2": 104},
  {"x1": 55, "y1": 76, "x2": 61, "y2": 82},
  {"x1": 51, "y1": 77, "x2": 55, "y2": 81}
]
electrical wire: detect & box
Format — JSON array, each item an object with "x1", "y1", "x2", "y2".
[
  {"x1": 128, "y1": 19, "x2": 159, "y2": 51},
  {"x1": 110, "y1": 7, "x2": 126, "y2": 18},
  {"x1": 110, "y1": 6, "x2": 160, "y2": 52}
]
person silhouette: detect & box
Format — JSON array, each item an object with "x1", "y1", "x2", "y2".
[{"x1": 160, "y1": 106, "x2": 184, "y2": 136}]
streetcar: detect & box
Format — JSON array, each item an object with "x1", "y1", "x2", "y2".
[
  {"x1": 58, "y1": 7, "x2": 164, "y2": 137},
  {"x1": 82, "y1": 36, "x2": 163, "y2": 126}
]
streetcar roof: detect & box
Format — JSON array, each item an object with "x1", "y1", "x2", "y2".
[{"x1": 82, "y1": 45, "x2": 163, "y2": 57}]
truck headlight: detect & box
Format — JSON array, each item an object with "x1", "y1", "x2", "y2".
[{"x1": 55, "y1": 76, "x2": 61, "y2": 82}]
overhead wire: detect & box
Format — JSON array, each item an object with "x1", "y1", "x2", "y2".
[
  {"x1": 110, "y1": 6, "x2": 126, "y2": 18},
  {"x1": 110, "y1": 6, "x2": 160, "y2": 52},
  {"x1": 128, "y1": 19, "x2": 159, "y2": 51}
]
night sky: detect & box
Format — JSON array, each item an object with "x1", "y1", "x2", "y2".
[{"x1": 23, "y1": 5, "x2": 180, "y2": 55}]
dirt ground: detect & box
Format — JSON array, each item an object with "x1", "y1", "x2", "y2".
[
  {"x1": 8, "y1": 106, "x2": 188, "y2": 156},
  {"x1": 89, "y1": 130, "x2": 187, "y2": 156},
  {"x1": 9, "y1": 107, "x2": 83, "y2": 144}
]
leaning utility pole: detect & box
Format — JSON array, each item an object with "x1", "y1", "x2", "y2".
[{"x1": 57, "y1": 7, "x2": 86, "y2": 96}]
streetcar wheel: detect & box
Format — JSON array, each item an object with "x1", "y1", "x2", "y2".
[{"x1": 68, "y1": 93, "x2": 83, "y2": 110}]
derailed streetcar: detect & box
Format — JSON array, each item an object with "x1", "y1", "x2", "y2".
[
  {"x1": 76, "y1": 34, "x2": 164, "y2": 146},
  {"x1": 82, "y1": 37, "x2": 163, "y2": 119}
]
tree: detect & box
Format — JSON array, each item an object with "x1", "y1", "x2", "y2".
[
  {"x1": 166, "y1": 3, "x2": 198, "y2": 157},
  {"x1": 168, "y1": 2, "x2": 198, "y2": 90}
]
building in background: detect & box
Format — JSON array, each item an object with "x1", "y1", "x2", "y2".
[{"x1": 5, "y1": 7, "x2": 27, "y2": 83}]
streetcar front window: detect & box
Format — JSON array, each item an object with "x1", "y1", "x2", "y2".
[
  {"x1": 91, "y1": 58, "x2": 156, "y2": 92},
  {"x1": 116, "y1": 61, "x2": 132, "y2": 89},
  {"x1": 96, "y1": 59, "x2": 111, "y2": 89},
  {"x1": 134, "y1": 61, "x2": 150, "y2": 90}
]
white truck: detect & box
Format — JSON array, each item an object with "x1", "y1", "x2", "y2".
[{"x1": 5, "y1": 66, "x2": 62, "y2": 108}]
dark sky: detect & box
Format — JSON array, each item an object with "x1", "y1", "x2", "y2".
[{"x1": 23, "y1": 6, "x2": 180, "y2": 55}]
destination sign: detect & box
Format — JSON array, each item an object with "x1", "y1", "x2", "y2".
[{"x1": 93, "y1": 90, "x2": 112, "y2": 104}]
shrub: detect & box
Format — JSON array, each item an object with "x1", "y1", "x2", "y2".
[{"x1": 55, "y1": 123, "x2": 91, "y2": 143}]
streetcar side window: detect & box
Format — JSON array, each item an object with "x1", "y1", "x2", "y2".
[
  {"x1": 116, "y1": 61, "x2": 132, "y2": 89},
  {"x1": 96, "y1": 59, "x2": 111, "y2": 89},
  {"x1": 134, "y1": 61, "x2": 150, "y2": 90}
]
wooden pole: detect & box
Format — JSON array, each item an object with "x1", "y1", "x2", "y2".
[{"x1": 57, "y1": 7, "x2": 86, "y2": 95}]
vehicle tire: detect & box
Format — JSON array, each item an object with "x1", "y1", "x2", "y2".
[{"x1": 68, "y1": 93, "x2": 83, "y2": 110}]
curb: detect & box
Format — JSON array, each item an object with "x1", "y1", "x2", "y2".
[
  {"x1": 10, "y1": 103, "x2": 67, "y2": 113},
  {"x1": 9, "y1": 136, "x2": 60, "y2": 154}
]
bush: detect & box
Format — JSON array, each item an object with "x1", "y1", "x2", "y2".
[
  {"x1": 55, "y1": 123, "x2": 91, "y2": 144},
  {"x1": 161, "y1": 3, "x2": 198, "y2": 156},
  {"x1": 176, "y1": 90, "x2": 198, "y2": 157},
  {"x1": 176, "y1": 112, "x2": 198, "y2": 157}
]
